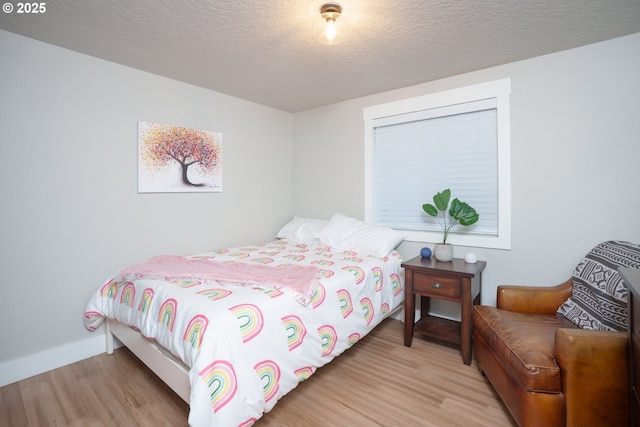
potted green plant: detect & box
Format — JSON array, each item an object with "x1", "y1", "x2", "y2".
[{"x1": 422, "y1": 188, "x2": 479, "y2": 261}]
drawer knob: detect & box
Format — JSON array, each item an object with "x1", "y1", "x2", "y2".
[{"x1": 431, "y1": 282, "x2": 442, "y2": 289}]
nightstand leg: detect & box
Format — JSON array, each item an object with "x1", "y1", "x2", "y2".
[
  {"x1": 404, "y1": 269, "x2": 415, "y2": 346},
  {"x1": 420, "y1": 295, "x2": 431, "y2": 318},
  {"x1": 461, "y1": 277, "x2": 472, "y2": 365}
]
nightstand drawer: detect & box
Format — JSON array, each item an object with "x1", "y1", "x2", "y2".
[{"x1": 413, "y1": 273, "x2": 461, "y2": 299}]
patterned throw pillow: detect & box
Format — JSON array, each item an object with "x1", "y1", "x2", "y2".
[{"x1": 557, "y1": 240, "x2": 640, "y2": 331}]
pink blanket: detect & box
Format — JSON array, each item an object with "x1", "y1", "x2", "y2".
[{"x1": 115, "y1": 255, "x2": 320, "y2": 305}]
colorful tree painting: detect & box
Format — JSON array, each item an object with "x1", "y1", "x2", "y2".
[{"x1": 138, "y1": 122, "x2": 222, "y2": 192}]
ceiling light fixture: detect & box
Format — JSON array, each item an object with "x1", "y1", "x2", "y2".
[{"x1": 320, "y1": 3, "x2": 342, "y2": 43}]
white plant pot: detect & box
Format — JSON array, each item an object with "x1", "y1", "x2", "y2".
[{"x1": 434, "y1": 244, "x2": 453, "y2": 262}]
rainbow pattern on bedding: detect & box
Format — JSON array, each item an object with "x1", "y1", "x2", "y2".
[
  {"x1": 342, "y1": 265, "x2": 365, "y2": 284},
  {"x1": 311, "y1": 283, "x2": 326, "y2": 309},
  {"x1": 100, "y1": 281, "x2": 117, "y2": 299},
  {"x1": 282, "y1": 314, "x2": 306, "y2": 351},
  {"x1": 184, "y1": 314, "x2": 209, "y2": 349},
  {"x1": 360, "y1": 297, "x2": 374, "y2": 325},
  {"x1": 137, "y1": 288, "x2": 154, "y2": 314},
  {"x1": 318, "y1": 269, "x2": 335, "y2": 278},
  {"x1": 347, "y1": 332, "x2": 361, "y2": 346},
  {"x1": 158, "y1": 298, "x2": 177, "y2": 332},
  {"x1": 197, "y1": 288, "x2": 231, "y2": 301},
  {"x1": 199, "y1": 360, "x2": 238, "y2": 413},
  {"x1": 172, "y1": 279, "x2": 202, "y2": 288},
  {"x1": 251, "y1": 257, "x2": 274, "y2": 264},
  {"x1": 293, "y1": 366, "x2": 315, "y2": 381},
  {"x1": 311, "y1": 259, "x2": 333, "y2": 266},
  {"x1": 337, "y1": 289, "x2": 353, "y2": 318},
  {"x1": 84, "y1": 239, "x2": 404, "y2": 427},
  {"x1": 318, "y1": 324, "x2": 338, "y2": 356},
  {"x1": 381, "y1": 302, "x2": 391, "y2": 318},
  {"x1": 119, "y1": 282, "x2": 136, "y2": 308},
  {"x1": 372, "y1": 266, "x2": 383, "y2": 291},
  {"x1": 229, "y1": 303, "x2": 264, "y2": 343},
  {"x1": 253, "y1": 360, "x2": 281, "y2": 403},
  {"x1": 391, "y1": 273, "x2": 403, "y2": 296}
]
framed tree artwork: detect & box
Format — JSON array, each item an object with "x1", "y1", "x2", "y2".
[{"x1": 138, "y1": 122, "x2": 222, "y2": 193}]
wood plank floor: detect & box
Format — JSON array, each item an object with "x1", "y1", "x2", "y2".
[{"x1": 0, "y1": 319, "x2": 516, "y2": 426}]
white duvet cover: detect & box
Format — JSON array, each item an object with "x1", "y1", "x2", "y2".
[{"x1": 85, "y1": 240, "x2": 404, "y2": 426}]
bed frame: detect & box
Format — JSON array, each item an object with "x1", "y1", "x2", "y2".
[{"x1": 106, "y1": 319, "x2": 191, "y2": 402}]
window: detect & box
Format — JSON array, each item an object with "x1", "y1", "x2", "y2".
[{"x1": 363, "y1": 79, "x2": 511, "y2": 249}]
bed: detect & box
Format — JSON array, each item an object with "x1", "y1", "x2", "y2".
[{"x1": 84, "y1": 214, "x2": 405, "y2": 426}]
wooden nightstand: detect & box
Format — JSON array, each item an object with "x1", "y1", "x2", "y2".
[{"x1": 402, "y1": 255, "x2": 486, "y2": 365}]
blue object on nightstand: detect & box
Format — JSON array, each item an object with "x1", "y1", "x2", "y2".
[{"x1": 420, "y1": 247, "x2": 432, "y2": 258}]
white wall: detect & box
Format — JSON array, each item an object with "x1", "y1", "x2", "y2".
[
  {"x1": 293, "y1": 33, "x2": 640, "y2": 316},
  {"x1": 0, "y1": 30, "x2": 294, "y2": 385}
]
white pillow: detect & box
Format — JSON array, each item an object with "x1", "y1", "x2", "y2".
[
  {"x1": 276, "y1": 217, "x2": 328, "y2": 244},
  {"x1": 315, "y1": 213, "x2": 405, "y2": 258}
]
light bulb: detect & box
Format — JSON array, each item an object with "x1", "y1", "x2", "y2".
[
  {"x1": 325, "y1": 18, "x2": 337, "y2": 42},
  {"x1": 319, "y1": 3, "x2": 342, "y2": 44}
]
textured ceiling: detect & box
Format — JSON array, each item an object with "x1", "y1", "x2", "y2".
[{"x1": 1, "y1": 0, "x2": 639, "y2": 112}]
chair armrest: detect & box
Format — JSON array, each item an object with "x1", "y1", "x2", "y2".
[
  {"x1": 496, "y1": 279, "x2": 572, "y2": 314},
  {"x1": 554, "y1": 328, "x2": 629, "y2": 427}
]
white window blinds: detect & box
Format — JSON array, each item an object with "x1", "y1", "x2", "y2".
[{"x1": 372, "y1": 99, "x2": 498, "y2": 236}]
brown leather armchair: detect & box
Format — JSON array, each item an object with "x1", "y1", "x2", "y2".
[{"x1": 473, "y1": 279, "x2": 629, "y2": 427}]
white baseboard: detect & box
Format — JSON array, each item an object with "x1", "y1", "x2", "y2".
[
  {"x1": 0, "y1": 333, "x2": 113, "y2": 387},
  {"x1": 390, "y1": 308, "x2": 404, "y2": 321}
]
